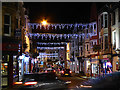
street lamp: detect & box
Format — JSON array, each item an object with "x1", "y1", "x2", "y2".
[{"x1": 41, "y1": 19, "x2": 48, "y2": 25}]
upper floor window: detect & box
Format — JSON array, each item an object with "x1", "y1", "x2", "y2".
[
  {"x1": 90, "y1": 25, "x2": 93, "y2": 33},
  {"x1": 86, "y1": 29, "x2": 88, "y2": 34},
  {"x1": 16, "y1": 19, "x2": 18, "y2": 28},
  {"x1": 81, "y1": 36, "x2": 82, "y2": 42},
  {"x1": 87, "y1": 44, "x2": 89, "y2": 51},
  {"x1": 101, "y1": 15, "x2": 103, "y2": 29},
  {"x1": 95, "y1": 42, "x2": 96, "y2": 45},
  {"x1": 118, "y1": 8, "x2": 120, "y2": 22},
  {"x1": 94, "y1": 24, "x2": 96, "y2": 29},
  {"x1": 81, "y1": 47, "x2": 83, "y2": 51},
  {"x1": 105, "y1": 36, "x2": 108, "y2": 49},
  {"x1": 4, "y1": 14, "x2": 11, "y2": 36},
  {"x1": 104, "y1": 14, "x2": 108, "y2": 28},
  {"x1": 112, "y1": 12, "x2": 115, "y2": 25}
]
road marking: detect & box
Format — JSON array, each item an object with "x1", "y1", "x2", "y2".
[{"x1": 75, "y1": 77, "x2": 87, "y2": 80}]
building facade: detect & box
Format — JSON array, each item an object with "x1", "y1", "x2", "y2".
[{"x1": 2, "y1": 2, "x2": 27, "y2": 88}]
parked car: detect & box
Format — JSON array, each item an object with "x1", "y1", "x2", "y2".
[
  {"x1": 14, "y1": 72, "x2": 71, "y2": 89},
  {"x1": 61, "y1": 69, "x2": 72, "y2": 77},
  {"x1": 76, "y1": 71, "x2": 120, "y2": 89}
]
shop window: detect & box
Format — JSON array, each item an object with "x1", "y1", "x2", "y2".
[
  {"x1": 112, "y1": 12, "x2": 115, "y2": 25},
  {"x1": 104, "y1": 14, "x2": 108, "y2": 28},
  {"x1": 2, "y1": 77, "x2": 8, "y2": 86},
  {"x1": 2, "y1": 63, "x2": 8, "y2": 76},
  {"x1": 13, "y1": 56, "x2": 18, "y2": 80},
  {"x1": 4, "y1": 14, "x2": 11, "y2": 36}
]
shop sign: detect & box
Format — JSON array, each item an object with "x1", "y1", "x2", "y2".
[{"x1": 2, "y1": 43, "x2": 19, "y2": 51}]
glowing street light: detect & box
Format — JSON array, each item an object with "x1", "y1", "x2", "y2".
[{"x1": 41, "y1": 19, "x2": 48, "y2": 25}]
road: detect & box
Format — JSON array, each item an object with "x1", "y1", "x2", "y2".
[{"x1": 58, "y1": 75, "x2": 88, "y2": 89}]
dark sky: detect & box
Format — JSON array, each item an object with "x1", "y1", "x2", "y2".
[{"x1": 24, "y1": 2, "x2": 107, "y2": 24}]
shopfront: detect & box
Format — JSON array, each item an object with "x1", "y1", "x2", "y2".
[
  {"x1": 2, "y1": 38, "x2": 19, "y2": 88},
  {"x1": 18, "y1": 53, "x2": 30, "y2": 81}
]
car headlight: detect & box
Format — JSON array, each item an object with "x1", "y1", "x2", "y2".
[
  {"x1": 65, "y1": 81, "x2": 71, "y2": 84},
  {"x1": 80, "y1": 84, "x2": 92, "y2": 88}
]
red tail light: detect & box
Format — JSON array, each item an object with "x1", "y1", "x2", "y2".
[
  {"x1": 14, "y1": 81, "x2": 22, "y2": 85},
  {"x1": 62, "y1": 71, "x2": 64, "y2": 74},
  {"x1": 69, "y1": 71, "x2": 72, "y2": 73},
  {"x1": 53, "y1": 70, "x2": 56, "y2": 72},
  {"x1": 24, "y1": 81, "x2": 37, "y2": 86}
]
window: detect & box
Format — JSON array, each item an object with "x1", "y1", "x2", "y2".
[
  {"x1": 95, "y1": 42, "x2": 96, "y2": 45},
  {"x1": 112, "y1": 12, "x2": 115, "y2": 25},
  {"x1": 86, "y1": 29, "x2": 88, "y2": 34},
  {"x1": 4, "y1": 14, "x2": 11, "y2": 35},
  {"x1": 114, "y1": 32, "x2": 116, "y2": 48},
  {"x1": 101, "y1": 37, "x2": 103, "y2": 49},
  {"x1": 118, "y1": 7, "x2": 120, "y2": 22},
  {"x1": 81, "y1": 47, "x2": 83, "y2": 51},
  {"x1": 105, "y1": 36, "x2": 108, "y2": 49},
  {"x1": 104, "y1": 14, "x2": 108, "y2": 28},
  {"x1": 81, "y1": 51, "x2": 82, "y2": 56},
  {"x1": 81, "y1": 36, "x2": 82, "y2": 42},
  {"x1": 16, "y1": 19, "x2": 18, "y2": 28},
  {"x1": 87, "y1": 44, "x2": 89, "y2": 51},
  {"x1": 101, "y1": 15, "x2": 103, "y2": 29},
  {"x1": 81, "y1": 47, "x2": 83, "y2": 56},
  {"x1": 90, "y1": 25, "x2": 93, "y2": 33},
  {"x1": 94, "y1": 24, "x2": 96, "y2": 29}
]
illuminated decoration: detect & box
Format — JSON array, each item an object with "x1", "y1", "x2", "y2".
[
  {"x1": 37, "y1": 42, "x2": 66, "y2": 46},
  {"x1": 29, "y1": 33, "x2": 81, "y2": 40},
  {"x1": 37, "y1": 47, "x2": 64, "y2": 50}
]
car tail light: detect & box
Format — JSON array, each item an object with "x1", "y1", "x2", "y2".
[
  {"x1": 53, "y1": 70, "x2": 56, "y2": 72},
  {"x1": 62, "y1": 70, "x2": 64, "y2": 74},
  {"x1": 14, "y1": 81, "x2": 22, "y2": 85},
  {"x1": 69, "y1": 70, "x2": 72, "y2": 73},
  {"x1": 24, "y1": 81, "x2": 37, "y2": 86},
  {"x1": 45, "y1": 70, "x2": 47, "y2": 73}
]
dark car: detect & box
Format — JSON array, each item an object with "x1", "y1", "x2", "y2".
[
  {"x1": 61, "y1": 69, "x2": 72, "y2": 77},
  {"x1": 44, "y1": 68, "x2": 56, "y2": 73},
  {"x1": 76, "y1": 71, "x2": 120, "y2": 89},
  {"x1": 14, "y1": 72, "x2": 71, "y2": 89}
]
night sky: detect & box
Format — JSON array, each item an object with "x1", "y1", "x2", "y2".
[{"x1": 24, "y1": 2, "x2": 107, "y2": 24}]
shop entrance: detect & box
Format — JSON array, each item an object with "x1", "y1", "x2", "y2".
[{"x1": 1, "y1": 62, "x2": 9, "y2": 88}]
